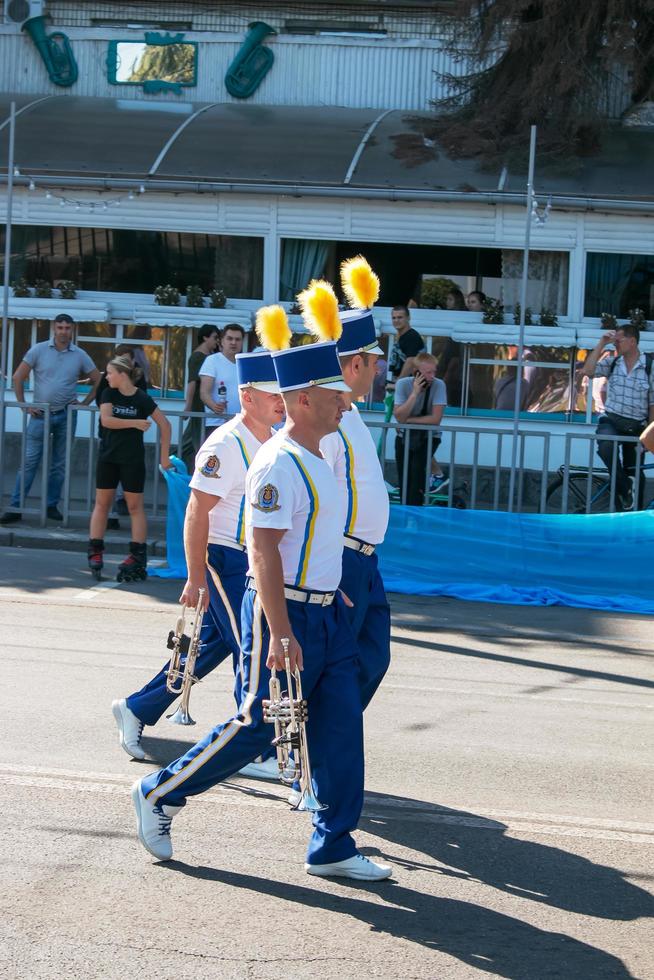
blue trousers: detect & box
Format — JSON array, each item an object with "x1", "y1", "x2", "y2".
[
  {"x1": 11, "y1": 408, "x2": 76, "y2": 509},
  {"x1": 127, "y1": 545, "x2": 247, "y2": 727},
  {"x1": 141, "y1": 588, "x2": 364, "y2": 867},
  {"x1": 341, "y1": 547, "x2": 391, "y2": 709}
]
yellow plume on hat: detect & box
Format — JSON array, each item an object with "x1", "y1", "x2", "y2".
[
  {"x1": 297, "y1": 279, "x2": 342, "y2": 342},
  {"x1": 255, "y1": 305, "x2": 291, "y2": 352},
  {"x1": 340, "y1": 255, "x2": 380, "y2": 310}
]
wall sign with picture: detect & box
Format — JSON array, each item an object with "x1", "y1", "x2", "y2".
[{"x1": 107, "y1": 32, "x2": 198, "y2": 94}]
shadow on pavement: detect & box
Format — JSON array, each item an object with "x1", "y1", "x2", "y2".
[{"x1": 162, "y1": 860, "x2": 634, "y2": 979}]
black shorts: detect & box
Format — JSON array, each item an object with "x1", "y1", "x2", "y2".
[{"x1": 96, "y1": 458, "x2": 146, "y2": 494}]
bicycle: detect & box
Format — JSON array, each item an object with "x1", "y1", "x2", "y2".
[{"x1": 545, "y1": 462, "x2": 654, "y2": 514}]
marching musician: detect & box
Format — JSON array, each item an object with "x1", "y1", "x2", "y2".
[
  {"x1": 112, "y1": 350, "x2": 283, "y2": 780},
  {"x1": 129, "y1": 306, "x2": 392, "y2": 882}
]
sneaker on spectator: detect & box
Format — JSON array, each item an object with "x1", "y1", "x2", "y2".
[
  {"x1": 429, "y1": 474, "x2": 445, "y2": 492},
  {"x1": 0, "y1": 511, "x2": 21, "y2": 525},
  {"x1": 47, "y1": 506, "x2": 63, "y2": 521},
  {"x1": 618, "y1": 488, "x2": 634, "y2": 512},
  {"x1": 107, "y1": 517, "x2": 121, "y2": 530}
]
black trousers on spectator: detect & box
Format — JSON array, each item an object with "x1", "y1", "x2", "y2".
[
  {"x1": 596, "y1": 413, "x2": 646, "y2": 507},
  {"x1": 395, "y1": 433, "x2": 440, "y2": 506}
]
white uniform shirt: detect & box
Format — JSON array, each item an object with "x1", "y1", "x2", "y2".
[
  {"x1": 199, "y1": 352, "x2": 240, "y2": 427},
  {"x1": 190, "y1": 415, "x2": 263, "y2": 547},
  {"x1": 246, "y1": 431, "x2": 346, "y2": 593},
  {"x1": 320, "y1": 403, "x2": 389, "y2": 546}
]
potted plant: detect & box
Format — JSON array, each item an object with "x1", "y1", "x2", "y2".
[
  {"x1": 513, "y1": 303, "x2": 533, "y2": 325},
  {"x1": 58, "y1": 280, "x2": 77, "y2": 300},
  {"x1": 34, "y1": 279, "x2": 53, "y2": 298},
  {"x1": 154, "y1": 284, "x2": 180, "y2": 306},
  {"x1": 600, "y1": 312, "x2": 617, "y2": 330},
  {"x1": 209, "y1": 288, "x2": 226, "y2": 309},
  {"x1": 419, "y1": 276, "x2": 460, "y2": 309},
  {"x1": 11, "y1": 278, "x2": 31, "y2": 297},
  {"x1": 482, "y1": 297, "x2": 504, "y2": 324},
  {"x1": 629, "y1": 308, "x2": 647, "y2": 330},
  {"x1": 185, "y1": 284, "x2": 205, "y2": 308},
  {"x1": 539, "y1": 308, "x2": 558, "y2": 327}
]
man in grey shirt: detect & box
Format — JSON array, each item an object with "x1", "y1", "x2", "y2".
[
  {"x1": 393, "y1": 351, "x2": 447, "y2": 505},
  {"x1": 1, "y1": 314, "x2": 100, "y2": 524}
]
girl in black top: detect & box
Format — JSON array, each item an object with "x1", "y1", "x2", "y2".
[{"x1": 87, "y1": 355, "x2": 171, "y2": 580}]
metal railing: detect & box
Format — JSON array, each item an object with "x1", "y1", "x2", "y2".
[
  {"x1": 1, "y1": 401, "x2": 52, "y2": 526},
  {"x1": 1, "y1": 402, "x2": 651, "y2": 524}
]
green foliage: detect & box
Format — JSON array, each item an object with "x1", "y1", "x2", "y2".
[
  {"x1": 629, "y1": 307, "x2": 647, "y2": 330},
  {"x1": 185, "y1": 285, "x2": 205, "y2": 308},
  {"x1": 128, "y1": 43, "x2": 195, "y2": 85},
  {"x1": 539, "y1": 308, "x2": 558, "y2": 327},
  {"x1": 419, "y1": 277, "x2": 460, "y2": 309},
  {"x1": 209, "y1": 288, "x2": 226, "y2": 309},
  {"x1": 34, "y1": 279, "x2": 53, "y2": 298},
  {"x1": 513, "y1": 303, "x2": 533, "y2": 325},
  {"x1": 11, "y1": 278, "x2": 31, "y2": 297},
  {"x1": 154, "y1": 284, "x2": 181, "y2": 306},
  {"x1": 482, "y1": 297, "x2": 504, "y2": 324},
  {"x1": 600, "y1": 312, "x2": 618, "y2": 330},
  {"x1": 58, "y1": 280, "x2": 77, "y2": 299}
]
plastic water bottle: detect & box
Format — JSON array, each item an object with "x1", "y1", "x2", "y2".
[{"x1": 217, "y1": 380, "x2": 227, "y2": 399}]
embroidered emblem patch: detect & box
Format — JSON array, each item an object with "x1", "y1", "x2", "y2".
[
  {"x1": 199, "y1": 454, "x2": 221, "y2": 479},
  {"x1": 252, "y1": 483, "x2": 281, "y2": 512}
]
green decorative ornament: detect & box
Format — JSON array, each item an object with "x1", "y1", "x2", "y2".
[{"x1": 185, "y1": 285, "x2": 205, "y2": 308}]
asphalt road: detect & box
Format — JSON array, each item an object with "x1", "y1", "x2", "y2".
[{"x1": 0, "y1": 545, "x2": 652, "y2": 980}]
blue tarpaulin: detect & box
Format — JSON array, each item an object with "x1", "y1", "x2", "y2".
[
  {"x1": 377, "y1": 506, "x2": 654, "y2": 614},
  {"x1": 151, "y1": 462, "x2": 654, "y2": 614}
]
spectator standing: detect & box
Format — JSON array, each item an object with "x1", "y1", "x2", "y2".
[
  {"x1": 199, "y1": 324, "x2": 244, "y2": 429},
  {"x1": 95, "y1": 345, "x2": 147, "y2": 530},
  {"x1": 1, "y1": 314, "x2": 100, "y2": 525},
  {"x1": 393, "y1": 352, "x2": 447, "y2": 505},
  {"x1": 181, "y1": 324, "x2": 220, "y2": 472},
  {"x1": 582, "y1": 325, "x2": 654, "y2": 510},
  {"x1": 388, "y1": 305, "x2": 425, "y2": 383},
  {"x1": 87, "y1": 355, "x2": 171, "y2": 581}
]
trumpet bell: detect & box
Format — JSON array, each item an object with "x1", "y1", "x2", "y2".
[
  {"x1": 296, "y1": 786, "x2": 327, "y2": 813},
  {"x1": 166, "y1": 704, "x2": 196, "y2": 726}
]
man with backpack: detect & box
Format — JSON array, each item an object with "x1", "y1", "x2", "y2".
[{"x1": 582, "y1": 324, "x2": 654, "y2": 510}]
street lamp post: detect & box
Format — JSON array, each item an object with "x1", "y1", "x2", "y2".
[
  {"x1": 0, "y1": 100, "x2": 16, "y2": 491},
  {"x1": 507, "y1": 124, "x2": 537, "y2": 512}
]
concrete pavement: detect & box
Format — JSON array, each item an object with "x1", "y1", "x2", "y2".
[{"x1": 0, "y1": 545, "x2": 652, "y2": 979}]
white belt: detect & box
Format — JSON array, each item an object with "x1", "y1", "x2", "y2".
[
  {"x1": 247, "y1": 579, "x2": 335, "y2": 606},
  {"x1": 344, "y1": 535, "x2": 376, "y2": 557},
  {"x1": 208, "y1": 536, "x2": 246, "y2": 553}
]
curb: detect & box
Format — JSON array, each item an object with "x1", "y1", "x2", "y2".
[{"x1": 0, "y1": 527, "x2": 166, "y2": 556}]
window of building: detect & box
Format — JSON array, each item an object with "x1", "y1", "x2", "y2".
[
  {"x1": 280, "y1": 239, "x2": 569, "y2": 314},
  {"x1": 465, "y1": 344, "x2": 580, "y2": 419},
  {"x1": 1, "y1": 227, "x2": 264, "y2": 299},
  {"x1": 584, "y1": 252, "x2": 654, "y2": 318}
]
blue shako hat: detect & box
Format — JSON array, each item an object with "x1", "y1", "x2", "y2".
[
  {"x1": 337, "y1": 308, "x2": 384, "y2": 357},
  {"x1": 235, "y1": 351, "x2": 280, "y2": 393},
  {"x1": 271, "y1": 341, "x2": 350, "y2": 393}
]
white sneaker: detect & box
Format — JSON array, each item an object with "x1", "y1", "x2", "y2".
[
  {"x1": 287, "y1": 788, "x2": 302, "y2": 808},
  {"x1": 111, "y1": 699, "x2": 145, "y2": 760},
  {"x1": 306, "y1": 853, "x2": 393, "y2": 881},
  {"x1": 238, "y1": 756, "x2": 280, "y2": 781},
  {"x1": 131, "y1": 780, "x2": 181, "y2": 861}
]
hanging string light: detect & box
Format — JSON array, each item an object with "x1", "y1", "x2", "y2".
[{"x1": 13, "y1": 169, "x2": 146, "y2": 211}]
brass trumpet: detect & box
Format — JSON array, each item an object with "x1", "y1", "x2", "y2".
[
  {"x1": 165, "y1": 588, "x2": 205, "y2": 726},
  {"x1": 262, "y1": 639, "x2": 326, "y2": 812}
]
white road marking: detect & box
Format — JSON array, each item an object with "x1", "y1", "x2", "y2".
[{"x1": 2, "y1": 763, "x2": 653, "y2": 844}]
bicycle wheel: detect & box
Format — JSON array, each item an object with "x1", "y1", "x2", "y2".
[{"x1": 545, "y1": 473, "x2": 611, "y2": 514}]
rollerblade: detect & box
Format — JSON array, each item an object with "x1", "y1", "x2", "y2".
[
  {"x1": 116, "y1": 541, "x2": 148, "y2": 583},
  {"x1": 87, "y1": 538, "x2": 104, "y2": 580}
]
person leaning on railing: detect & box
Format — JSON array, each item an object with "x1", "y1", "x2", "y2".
[
  {"x1": 582, "y1": 324, "x2": 654, "y2": 511},
  {"x1": 0, "y1": 313, "x2": 100, "y2": 526}
]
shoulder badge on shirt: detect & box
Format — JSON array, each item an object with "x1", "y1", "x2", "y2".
[
  {"x1": 252, "y1": 483, "x2": 281, "y2": 512},
  {"x1": 199, "y1": 454, "x2": 221, "y2": 479}
]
